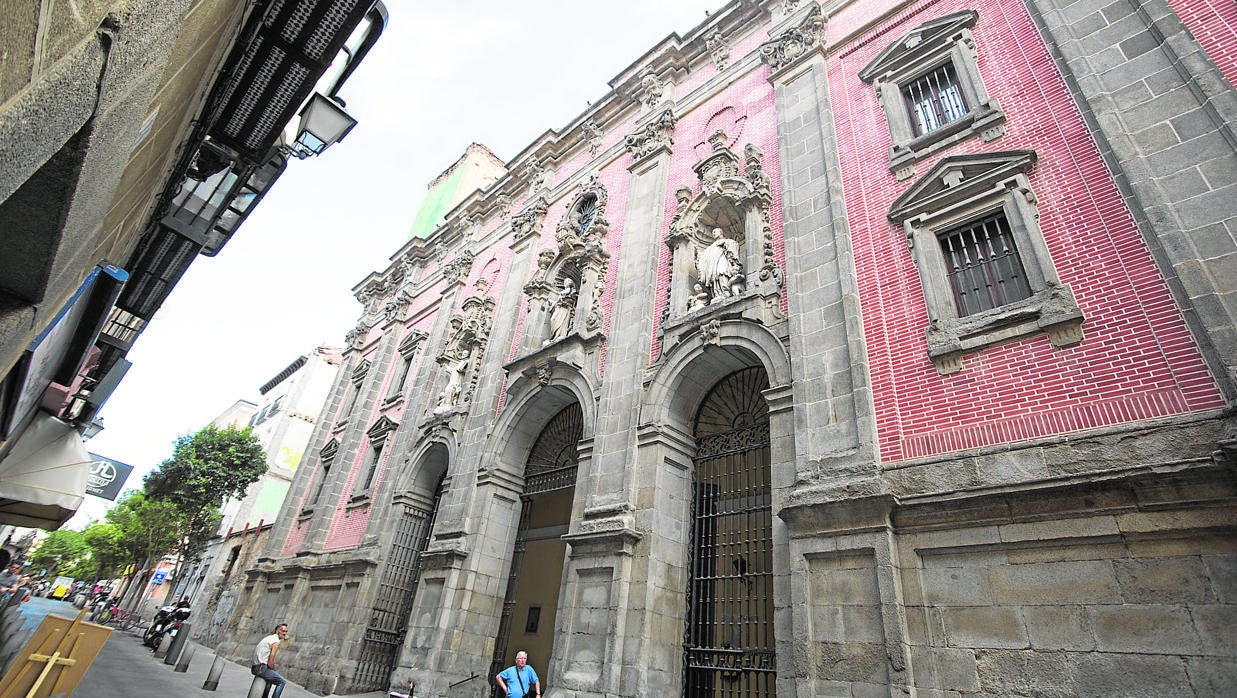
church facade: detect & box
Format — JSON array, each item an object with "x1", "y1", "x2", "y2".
[{"x1": 226, "y1": 1, "x2": 1237, "y2": 696}]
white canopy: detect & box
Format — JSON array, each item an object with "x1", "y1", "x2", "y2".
[{"x1": 0, "y1": 413, "x2": 90, "y2": 529}]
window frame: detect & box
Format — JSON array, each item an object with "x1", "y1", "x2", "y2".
[
  {"x1": 859, "y1": 10, "x2": 1007, "y2": 181},
  {"x1": 889, "y1": 150, "x2": 1084, "y2": 374}
]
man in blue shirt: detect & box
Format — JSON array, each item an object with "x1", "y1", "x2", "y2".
[{"x1": 495, "y1": 650, "x2": 541, "y2": 698}]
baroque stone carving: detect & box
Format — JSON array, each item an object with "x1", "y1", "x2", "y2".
[
  {"x1": 640, "y1": 74, "x2": 668, "y2": 110},
  {"x1": 624, "y1": 109, "x2": 677, "y2": 162},
  {"x1": 663, "y1": 130, "x2": 784, "y2": 327},
  {"x1": 495, "y1": 193, "x2": 512, "y2": 220},
  {"x1": 759, "y1": 4, "x2": 823, "y2": 70},
  {"x1": 511, "y1": 197, "x2": 548, "y2": 244},
  {"x1": 706, "y1": 31, "x2": 730, "y2": 71},
  {"x1": 441, "y1": 249, "x2": 474, "y2": 286},
  {"x1": 432, "y1": 292, "x2": 495, "y2": 415},
  {"x1": 527, "y1": 159, "x2": 550, "y2": 196},
  {"x1": 581, "y1": 120, "x2": 603, "y2": 157}
]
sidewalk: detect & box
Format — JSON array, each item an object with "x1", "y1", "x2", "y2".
[{"x1": 80, "y1": 623, "x2": 388, "y2": 698}]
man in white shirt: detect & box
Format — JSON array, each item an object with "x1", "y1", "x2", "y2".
[{"x1": 252, "y1": 623, "x2": 289, "y2": 698}]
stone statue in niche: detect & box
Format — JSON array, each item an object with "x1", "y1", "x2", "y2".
[
  {"x1": 436, "y1": 346, "x2": 472, "y2": 411},
  {"x1": 546, "y1": 277, "x2": 577, "y2": 343},
  {"x1": 696, "y1": 228, "x2": 745, "y2": 303}
]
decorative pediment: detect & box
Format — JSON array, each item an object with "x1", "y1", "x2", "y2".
[
  {"x1": 888, "y1": 150, "x2": 1037, "y2": 224},
  {"x1": 398, "y1": 329, "x2": 428, "y2": 356},
  {"x1": 351, "y1": 359, "x2": 372, "y2": 383},
  {"x1": 859, "y1": 10, "x2": 978, "y2": 83},
  {"x1": 624, "y1": 109, "x2": 677, "y2": 161},
  {"x1": 320, "y1": 438, "x2": 340, "y2": 461},
  {"x1": 759, "y1": 4, "x2": 823, "y2": 70},
  {"x1": 366, "y1": 415, "x2": 399, "y2": 443}
]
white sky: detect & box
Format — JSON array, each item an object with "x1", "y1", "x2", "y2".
[{"x1": 73, "y1": 1, "x2": 729, "y2": 527}]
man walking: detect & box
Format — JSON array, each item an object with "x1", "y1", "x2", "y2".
[
  {"x1": 495, "y1": 650, "x2": 541, "y2": 698},
  {"x1": 253, "y1": 623, "x2": 289, "y2": 698}
]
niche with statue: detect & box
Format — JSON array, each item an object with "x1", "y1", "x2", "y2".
[{"x1": 662, "y1": 130, "x2": 784, "y2": 349}]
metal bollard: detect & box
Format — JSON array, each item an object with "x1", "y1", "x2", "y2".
[
  {"x1": 174, "y1": 643, "x2": 195, "y2": 672},
  {"x1": 247, "y1": 675, "x2": 268, "y2": 698},
  {"x1": 203, "y1": 653, "x2": 226, "y2": 690},
  {"x1": 164, "y1": 623, "x2": 191, "y2": 665}
]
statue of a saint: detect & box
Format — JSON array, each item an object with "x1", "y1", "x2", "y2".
[
  {"x1": 436, "y1": 348, "x2": 471, "y2": 409},
  {"x1": 696, "y1": 228, "x2": 743, "y2": 302},
  {"x1": 546, "y1": 277, "x2": 577, "y2": 343}
]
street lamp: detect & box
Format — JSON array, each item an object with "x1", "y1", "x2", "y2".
[{"x1": 289, "y1": 93, "x2": 357, "y2": 159}]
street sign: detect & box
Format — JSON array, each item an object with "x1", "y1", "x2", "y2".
[{"x1": 151, "y1": 571, "x2": 166, "y2": 585}]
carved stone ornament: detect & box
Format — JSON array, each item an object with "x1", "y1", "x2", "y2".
[
  {"x1": 624, "y1": 108, "x2": 677, "y2": 162},
  {"x1": 527, "y1": 160, "x2": 550, "y2": 196},
  {"x1": 495, "y1": 193, "x2": 513, "y2": 220},
  {"x1": 640, "y1": 74, "x2": 667, "y2": 110},
  {"x1": 535, "y1": 363, "x2": 553, "y2": 386},
  {"x1": 706, "y1": 31, "x2": 730, "y2": 71},
  {"x1": 759, "y1": 4, "x2": 823, "y2": 70},
  {"x1": 345, "y1": 323, "x2": 368, "y2": 349},
  {"x1": 441, "y1": 249, "x2": 474, "y2": 286},
  {"x1": 662, "y1": 133, "x2": 784, "y2": 329},
  {"x1": 555, "y1": 174, "x2": 610, "y2": 254},
  {"x1": 511, "y1": 197, "x2": 548, "y2": 244},
  {"x1": 781, "y1": 0, "x2": 802, "y2": 16},
  {"x1": 432, "y1": 293, "x2": 496, "y2": 415},
  {"x1": 701, "y1": 319, "x2": 722, "y2": 346},
  {"x1": 582, "y1": 120, "x2": 604, "y2": 157}
]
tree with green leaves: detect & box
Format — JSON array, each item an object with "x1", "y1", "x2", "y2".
[
  {"x1": 29, "y1": 528, "x2": 89, "y2": 579},
  {"x1": 143, "y1": 424, "x2": 267, "y2": 563}
]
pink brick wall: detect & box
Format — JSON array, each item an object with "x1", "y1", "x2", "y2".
[
  {"x1": 1169, "y1": 0, "x2": 1237, "y2": 89},
  {"x1": 650, "y1": 68, "x2": 786, "y2": 359},
  {"x1": 830, "y1": 0, "x2": 1226, "y2": 462}
]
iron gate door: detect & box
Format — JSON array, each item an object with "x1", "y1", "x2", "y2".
[
  {"x1": 685, "y1": 367, "x2": 775, "y2": 697},
  {"x1": 353, "y1": 502, "x2": 435, "y2": 691}
]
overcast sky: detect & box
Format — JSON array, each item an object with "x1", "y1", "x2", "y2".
[{"x1": 73, "y1": 1, "x2": 728, "y2": 526}]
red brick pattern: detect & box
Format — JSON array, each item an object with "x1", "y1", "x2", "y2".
[
  {"x1": 1169, "y1": 0, "x2": 1237, "y2": 89},
  {"x1": 831, "y1": 0, "x2": 1225, "y2": 462}
]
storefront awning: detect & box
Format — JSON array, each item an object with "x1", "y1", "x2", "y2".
[{"x1": 0, "y1": 413, "x2": 91, "y2": 529}]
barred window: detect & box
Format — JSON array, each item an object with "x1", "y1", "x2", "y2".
[
  {"x1": 939, "y1": 212, "x2": 1031, "y2": 316},
  {"x1": 905, "y1": 62, "x2": 968, "y2": 136}
]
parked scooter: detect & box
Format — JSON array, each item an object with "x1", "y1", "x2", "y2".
[{"x1": 143, "y1": 597, "x2": 191, "y2": 648}]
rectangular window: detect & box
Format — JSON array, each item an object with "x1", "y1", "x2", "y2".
[
  {"x1": 312, "y1": 462, "x2": 332, "y2": 504},
  {"x1": 904, "y1": 62, "x2": 968, "y2": 136},
  {"x1": 524, "y1": 606, "x2": 541, "y2": 633},
  {"x1": 387, "y1": 354, "x2": 412, "y2": 400},
  {"x1": 939, "y1": 212, "x2": 1031, "y2": 316},
  {"x1": 362, "y1": 443, "x2": 384, "y2": 491}
]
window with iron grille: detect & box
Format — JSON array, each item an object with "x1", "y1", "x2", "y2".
[
  {"x1": 939, "y1": 212, "x2": 1031, "y2": 316},
  {"x1": 859, "y1": 10, "x2": 1006, "y2": 180},
  {"x1": 888, "y1": 150, "x2": 1084, "y2": 374},
  {"x1": 904, "y1": 62, "x2": 968, "y2": 137}
]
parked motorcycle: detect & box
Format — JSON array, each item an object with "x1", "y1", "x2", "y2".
[{"x1": 143, "y1": 598, "x2": 191, "y2": 648}]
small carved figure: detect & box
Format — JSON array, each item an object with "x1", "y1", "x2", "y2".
[
  {"x1": 688, "y1": 283, "x2": 709, "y2": 311},
  {"x1": 696, "y1": 228, "x2": 744, "y2": 302},
  {"x1": 546, "y1": 277, "x2": 577, "y2": 342}
]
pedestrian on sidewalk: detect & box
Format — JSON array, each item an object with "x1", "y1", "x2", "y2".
[
  {"x1": 252, "y1": 623, "x2": 289, "y2": 698},
  {"x1": 495, "y1": 650, "x2": 541, "y2": 698}
]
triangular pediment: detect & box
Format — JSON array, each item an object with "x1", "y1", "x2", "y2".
[
  {"x1": 888, "y1": 150, "x2": 1037, "y2": 223},
  {"x1": 366, "y1": 415, "x2": 399, "y2": 442},
  {"x1": 859, "y1": 10, "x2": 978, "y2": 83},
  {"x1": 320, "y1": 438, "x2": 340, "y2": 461},
  {"x1": 351, "y1": 359, "x2": 372, "y2": 383}
]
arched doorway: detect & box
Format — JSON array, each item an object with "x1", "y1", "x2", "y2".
[
  {"x1": 352, "y1": 458, "x2": 446, "y2": 691},
  {"x1": 684, "y1": 367, "x2": 775, "y2": 696},
  {"x1": 490, "y1": 402, "x2": 581, "y2": 692}
]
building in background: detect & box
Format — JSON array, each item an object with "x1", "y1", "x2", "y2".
[
  {"x1": 186, "y1": 346, "x2": 342, "y2": 645},
  {"x1": 228, "y1": 1, "x2": 1236, "y2": 696},
  {"x1": 0, "y1": 0, "x2": 387, "y2": 529}
]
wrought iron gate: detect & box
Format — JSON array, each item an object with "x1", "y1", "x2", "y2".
[
  {"x1": 684, "y1": 368, "x2": 775, "y2": 697},
  {"x1": 353, "y1": 500, "x2": 437, "y2": 691}
]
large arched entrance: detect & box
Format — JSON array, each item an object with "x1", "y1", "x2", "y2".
[
  {"x1": 490, "y1": 402, "x2": 581, "y2": 692},
  {"x1": 684, "y1": 367, "x2": 775, "y2": 697},
  {"x1": 352, "y1": 448, "x2": 447, "y2": 691}
]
